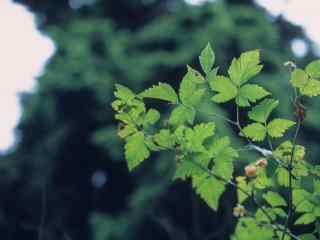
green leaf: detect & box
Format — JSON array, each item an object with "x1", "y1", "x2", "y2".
[
  {"x1": 210, "y1": 76, "x2": 238, "y2": 103},
  {"x1": 187, "y1": 65, "x2": 206, "y2": 83},
  {"x1": 175, "y1": 153, "x2": 212, "y2": 180},
  {"x1": 263, "y1": 191, "x2": 287, "y2": 207},
  {"x1": 208, "y1": 136, "x2": 230, "y2": 157},
  {"x1": 256, "y1": 208, "x2": 276, "y2": 223},
  {"x1": 179, "y1": 68, "x2": 206, "y2": 106},
  {"x1": 301, "y1": 176, "x2": 314, "y2": 193},
  {"x1": 111, "y1": 99, "x2": 123, "y2": 111},
  {"x1": 174, "y1": 125, "x2": 187, "y2": 142},
  {"x1": 273, "y1": 141, "x2": 306, "y2": 163},
  {"x1": 296, "y1": 200, "x2": 313, "y2": 213},
  {"x1": 292, "y1": 162, "x2": 308, "y2": 177},
  {"x1": 143, "y1": 109, "x2": 160, "y2": 127},
  {"x1": 289, "y1": 66, "x2": 320, "y2": 97},
  {"x1": 236, "y1": 176, "x2": 251, "y2": 204},
  {"x1": 193, "y1": 173, "x2": 225, "y2": 210},
  {"x1": 300, "y1": 79, "x2": 320, "y2": 97},
  {"x1": 313, "y1": 206, "x2": 320, "y2": 217},
  {"x1": 232, "y1": 217, "x2": 274, "y2": 240},
  {"x1": 140, "y1": 82, "x2": 178, "y2": 104},
  {"x1": 314, "y1": 180, "x2": 320, "y2": 192},
  {"x1": 125, "y1": 132, "x2": 150, "y2": 171},
  {"x1": 234, "y1": 95, "x2": 249, "y2": 107},
  {"x1": 277, "y1": 168, "x2": 289, "y2": 187},
  {"x1": 228, "y1": 50, "x2": 263, "y2": 86},
  {"x1": 272, "y1": 208, "x2": 287, "y2": 217},
  {"x1": 128, "y1": 100, "x2": 146, "y2": 123},
  {"x1": 241, "y1": 123, "x2": 266, "y2": 141},
  {"x1": 115, "y1": 112, "x2": 132, "y2": 124},
  {"x1": 114, "y1": 84, "x2": 135, "y2": 102},
  {"x1": 299, "y1": 234, "x2": 317, "y2": 240},
  {"x1": 144, "y1": 137, "x2": 163, "y2": 151},
  {"x1": 118, "y1": 124, "x2": 136, "y2": 138},
  {"x1": 208, "y1": 137, "x2": 238, "y2": 181},
  {"x1": 236, "y1": 84, "x2": 270, "y2": 107},
  {"x1": 169, "y1": 105, "x2": 196, "y2": 126},
  {"x1": 153, "y1": 129, "x2": 176, "y2": 149},
  {"x1": 248, "y1": 98, "x2": 279, "y2": 123},
  {"x1": 294, "y1": 213, "x2": 316, "y2": 225},
  {"x1": 192, "y1": 88, "x2": 207, "y2": 105},
  {"x1": 254, "y1": 170, "x2": 271, "y2": 189},
  {"x1": 292, "y1": 189, "x2": 311, "y2": 207},
  {"x1": 294, "y1": 145, "x2": 306, "y2": 161},
  {"x1": 306, "y1": 59, "x2": 320, "y2": 79},
  {"x1": 290, "y1": 69, "x2": 309, "y2": 88},
  {"x1": 174, "y1": 159, "x2": 201, "y2": 180},
  {"x1": 199, "y1": 43, "x2": 215, "y2": 74},
  {"x1": 214, "y1": 148, "x2": 236, "y2": 181},
  {"x1": 192, "y1": 123, "x2": 216, "y2": 141},
  {"x1": 267, "y1": 118, "x2": 295, "y2": 138},
  {"x1": 184, "y1": 123, "x2": 216, "y2": 152},
  {"x1": 207, "y1": 67, "x2": 219, "y2": 82}
]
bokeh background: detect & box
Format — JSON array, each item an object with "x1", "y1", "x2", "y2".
[{"x1": 0, "y1": 0, "x2": 320, "y2": 239}]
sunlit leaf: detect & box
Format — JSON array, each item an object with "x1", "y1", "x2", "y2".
[
  {"x1": 125, "y1": 132, "x2": 150, "y2": 170},
  {"x1": 240, "y1": 123, "x2": 266, "y2": 141},
  {"x1": 267, "y1": 118, "x2": 295, "y2": 138},
  {"x1": 210, "y1": 76, "x2": 238, "y2": 103},
  {"x1": 248, "y1": 98, "x2": 279, "y2": 123},
  {"x1": 263, "y1": 191, "x2": 287, "y2": 207},
  {"x1": 199, "y1": 43, "x2": 215, "y2": 74},
  {"x1": 228, "y1": 50, "x2": 263, "y2": 86},
  {"x1": 306, "y1": 59, "x2": 320, "y2": 79},
  {"x1": 140, "y1": 82, "x2": 179, "y2": 103}
]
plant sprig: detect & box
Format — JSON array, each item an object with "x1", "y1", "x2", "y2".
[{"x1": 112, "y1": 43, "x2": 320, "y2": 240}]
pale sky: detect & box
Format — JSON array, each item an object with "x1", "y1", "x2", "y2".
[
  {"x1": 0, "y1": 0, "x2": 55, "y2": 152},
  {"x1": 0, "y1": 0, "x2": 320, "y2": 151}
]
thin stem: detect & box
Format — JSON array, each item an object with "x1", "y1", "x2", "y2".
[
  {"x1": 235, "y1": 105, "x2": 255, "y2": 146},
  {"x1": 267, "y1": 136, "x2": 274, "y2": 152},
  {"x1": 274, "y1": 225, "x2": 301, "y2": 240},
  {"x1": 281, "y1": 120, "x2": 301, "y2": 240},
  {"x1": 198, "y1": 110, "x2": 238, "y2": 126},
  {"x1": 236, "y1": 105, "x2": 240, "y2": 125},
  {"x1": 265, "y1": 121, "x2": 274, "y2": 152}
]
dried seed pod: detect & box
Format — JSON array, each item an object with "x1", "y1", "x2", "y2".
[
  {"x1": 255, "y1": 158, "x2": 268, "y2": 168},
  {"x1": 294, "y1": 99, "x2": 306, "y2": 122},
  {"x1": 245, "y1": 165, "x2": 257, "y2": 178}
]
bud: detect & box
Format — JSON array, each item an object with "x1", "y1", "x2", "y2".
[
  {"x1": 233, "y1": 204, "x2": 246, "y2": 217},
  {"x1": 255, "y1": 158, "x2": 268, "y2": 168},
  {"x1": 283, "y1": 61, "x2": 297, "y2": 72},
  {"x1": 245, "y1": 165, "x2": 257, "y2": 177}
]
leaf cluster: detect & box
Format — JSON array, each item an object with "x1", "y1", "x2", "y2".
[{"x1": 112, "y1": 43, "x2": 320, "y2": 240}]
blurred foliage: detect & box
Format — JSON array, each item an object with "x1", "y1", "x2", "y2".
[{"x1": 0, "y1": 0, "x2": 318, "y2": 239}]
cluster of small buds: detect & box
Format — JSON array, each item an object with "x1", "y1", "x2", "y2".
[
  {"x1": 244, "y1": 158, "x2": 268, "y2": 177},
  {"x1": 233, "y1": 204, "x2": 246, "y2": 217}
]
